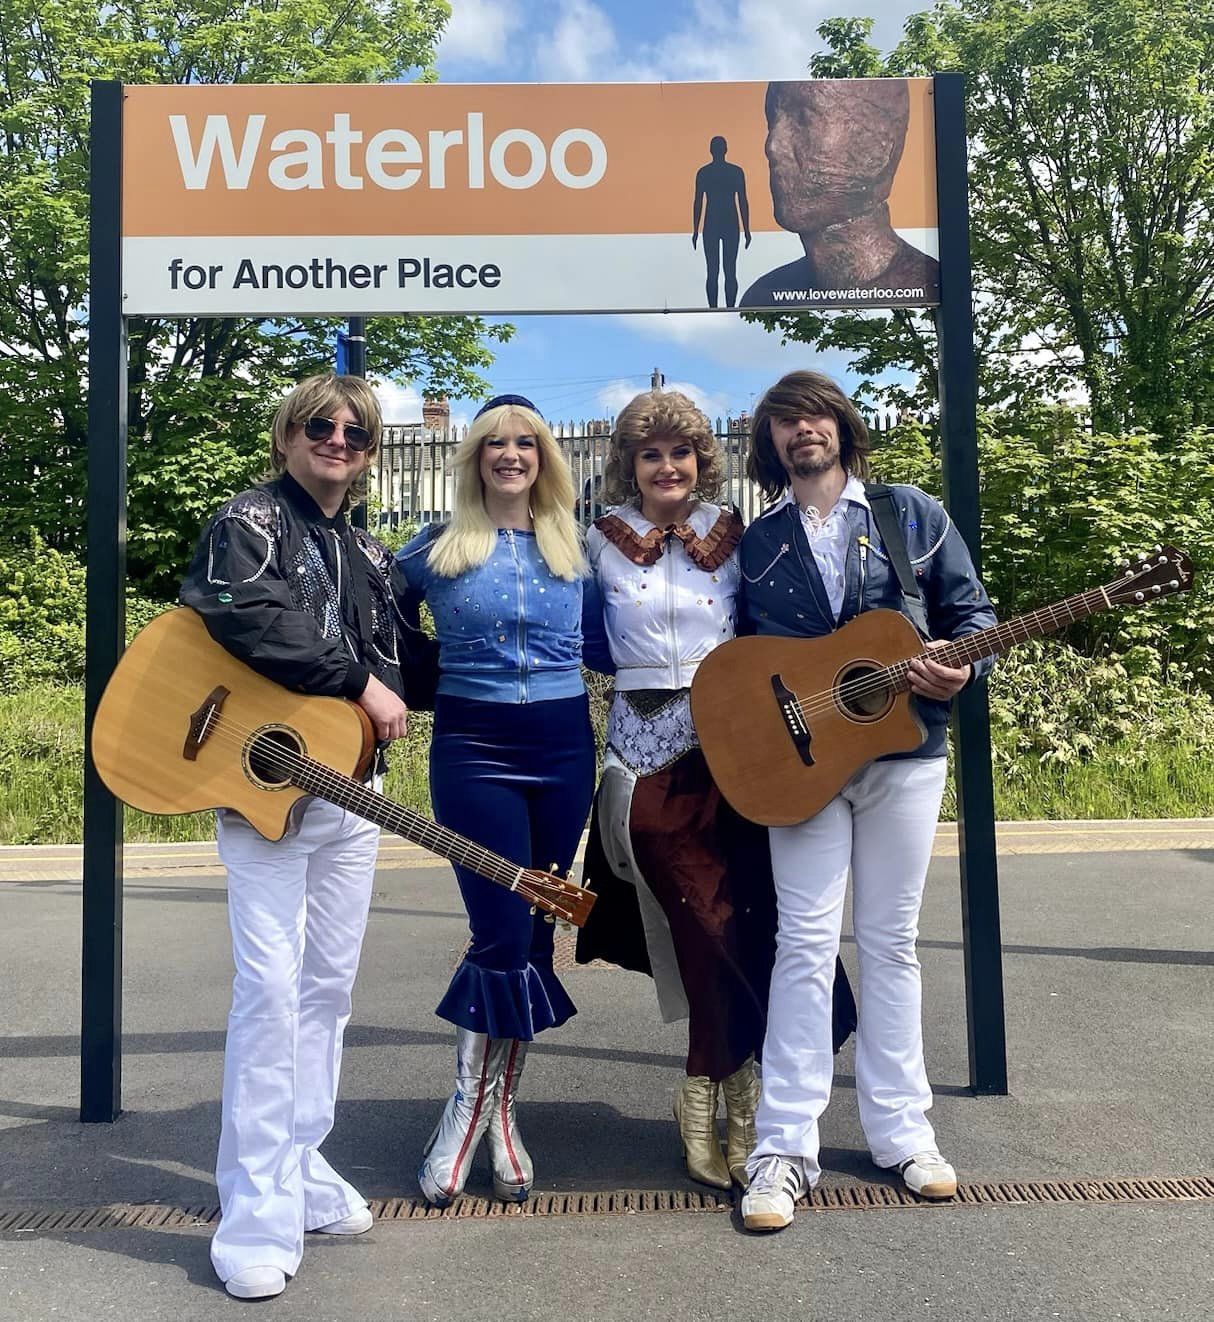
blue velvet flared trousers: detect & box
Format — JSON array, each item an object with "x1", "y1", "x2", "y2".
[{"x1": 429, "y1": 692, "x2": 596, "y2": 1040}]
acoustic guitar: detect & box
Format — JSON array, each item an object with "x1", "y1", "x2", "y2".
[
  {"x1": 91, "y1": 608, "x2": 596, "y2": 926},
  {"x1": 691, "y1": 546, "x2": 1194, "y2": 828}
]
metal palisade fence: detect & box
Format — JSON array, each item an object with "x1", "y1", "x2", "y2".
[{"x1": 372, "y1": 410, "x2": 913, "y2": 532}]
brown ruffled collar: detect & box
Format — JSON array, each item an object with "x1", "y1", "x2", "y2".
[{"x1": 594, "y1": 507, "x2": 742, "y2": 571}]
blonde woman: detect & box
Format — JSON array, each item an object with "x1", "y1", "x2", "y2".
[
  {"x1": 394, "y1": 394, "x2": 597, "y2": 1207},
  {"x1": 575, "y1": 389, "x2": 856, "y2": 1192}
]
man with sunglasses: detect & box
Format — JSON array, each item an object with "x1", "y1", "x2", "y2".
[{"x1": 181, "y1": 373, "x2": 434, "y2": 1300}]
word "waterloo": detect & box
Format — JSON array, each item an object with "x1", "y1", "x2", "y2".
[{"x1": 169, "y1": 113, "x2": 609, "y2": 191}]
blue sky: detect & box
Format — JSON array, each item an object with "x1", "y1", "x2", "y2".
[{"x1": 378, "y1": 0, "x2": 925, "y2": 426}]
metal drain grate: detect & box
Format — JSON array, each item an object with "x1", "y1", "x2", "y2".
[{"x1": 3, "y1": 1176, "x2": 1212, "y2": 1234}]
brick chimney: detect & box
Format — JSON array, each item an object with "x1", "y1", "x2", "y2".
[{"x1": 422, "y1": 397, "x2": 449, "y2": 431}]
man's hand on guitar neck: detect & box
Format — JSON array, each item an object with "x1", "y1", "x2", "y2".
[
  {"x1": 907, "y1": 640, "x2": 972, "y2": 702},
  {"x1": 357, "y1": 673, "x2": 409, "y2": 742}
]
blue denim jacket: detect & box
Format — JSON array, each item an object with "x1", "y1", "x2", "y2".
[
  {"x1": 395, "y1": 524, "x2": 600, "y2": 704},
  {"x1": 739, "y1": 484, "x2": 997, "y2": 758}
]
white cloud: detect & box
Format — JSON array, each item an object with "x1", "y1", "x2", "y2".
[
  {"x1": 611, "y1": 311, "x2": 851, "y2": 380},
  {"x1": 536, "y1": 0, "x2": 619, "y2": 81},
  {"x1": 438, "y1": 0, "x2": 526, "y2": 66},
  {"x1": 595, "y1": 374, "x2": 732, "y2": 418},
  {"x1": 620, "y1": 0, "x2": 917, "y2": 83},
  {"x1": 373, "y1": 379, "x2": 424, "y2": 424},
  {"x1": 447, "y1": 0, "x2": 921, "y2": 82}
]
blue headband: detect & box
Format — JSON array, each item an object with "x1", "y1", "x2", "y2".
[{"x1": 475, "y1": 392, "x2": 540, "y2": 420}]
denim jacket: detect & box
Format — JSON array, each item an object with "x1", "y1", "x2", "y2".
[
  {"x1": 395, "y1": 524, "x2": 597, "y2": 704},
  {"x1": 739, "y1": 483, "x2": 997, "y2": 759}
]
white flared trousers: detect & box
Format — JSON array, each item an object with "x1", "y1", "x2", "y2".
[
  {"x1": 210, "y1": 798, "x2": 379, "y2": 1282},
  {"x1": 752, "y1": 756, "x2": 948, "y2": 1185}
]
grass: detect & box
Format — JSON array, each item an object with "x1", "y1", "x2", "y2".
[
  {"x1": 0, "y1": 685, "x2": 438, "y2": 845},
  {"x1": 2, "y1": 682, "x2": 1212, "y2": 845}
]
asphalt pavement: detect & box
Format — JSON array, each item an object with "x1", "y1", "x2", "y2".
[{"x1": 1, "y1": 822, "x2": 1211, "y2": 1320}]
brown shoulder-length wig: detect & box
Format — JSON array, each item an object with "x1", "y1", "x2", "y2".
[
  {"x1": 267, "y1": 373, "x2": 383, "y2": 512},
  {"x1": 747, "y1": 370, "x2": 872, "y2": 501},
  {"x1": 601, "y1": 389, "x2": 724, "y2": 507}
]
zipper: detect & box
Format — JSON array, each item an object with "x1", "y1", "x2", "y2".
[
  {"x1": 664, "y1": 531, "x2": 678, "y2": 689},
  {"x1": 331, "y1": 529, "x2": 359, "y2": 655},
  {"x1": 506, "y1": 530, "x2": 528, "y2": 703},
  {"x1": 859, "y1": 534, "x2": 869, "y2": 608}
]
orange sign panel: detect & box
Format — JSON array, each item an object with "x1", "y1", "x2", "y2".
[{"x1": 120, "y1": 79, "x2": 939, "y2": 315}]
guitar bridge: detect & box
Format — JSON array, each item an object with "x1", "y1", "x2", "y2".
[
  {"x1": 183, "y1": 685, "x2": 230, "y2": 761},
  {"x1": 771, "y1": 673, "x2": 813, "y2": 767}
]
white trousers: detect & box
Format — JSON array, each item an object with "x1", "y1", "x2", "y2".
[
  {"x1": 752, "y1": 756, "x2": 947, "y2": 1185},
  {"x1": 210, "y1": 796, "x2": 380, "y2": 1282}
]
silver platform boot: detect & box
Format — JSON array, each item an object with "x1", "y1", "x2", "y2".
[
  {"x1": 486, "y1": 1039, "x2": 533, "y2": 1202},
  {"x1": 417, "y1": 1028, "x2": 496, "y2": 1206}
]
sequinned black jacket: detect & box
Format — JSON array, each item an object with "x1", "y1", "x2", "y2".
[{"x1": 180, "y1": 472, "x2": 434, "y2": 707}]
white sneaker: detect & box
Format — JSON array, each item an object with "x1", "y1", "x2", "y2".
[
  {"x1": 898, "y1": 1151, "x2": 957, "y2": 1199},
  {"x1": 313, "y1": 1206, "x2": 374, "y2": 1235},
  {"x1": 225, "y1": 1266, "x2": 287, "y2": 1299},
  {"x1": 741, "y1": 1155, "x2": 808, "y2": 1231}
]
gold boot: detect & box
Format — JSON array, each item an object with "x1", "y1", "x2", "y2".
[
  {"x1": 673, "y1": 1075, "x2": 731, "y2": 1190},
  {"x1": 720, "y1": 1057, "x2": 761, "y2": 1187}
]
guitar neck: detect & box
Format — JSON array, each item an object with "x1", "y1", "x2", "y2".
[
  {"x1": 288, "y1": 758, "x2": 523, "y2": 889},
  {"x1": 890, "y1": 584, "x2": 1112, "y2": 689}
]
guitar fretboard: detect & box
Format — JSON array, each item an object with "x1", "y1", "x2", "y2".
[
  {"x1": 284, "y1": 756, "x2": 523, "y2": 888},
  {"x1": 885, "y1": 585, "x2": 1110, "y2": 691}
]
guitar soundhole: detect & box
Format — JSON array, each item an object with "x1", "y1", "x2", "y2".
[
  {"x1": 836, "y1": 663, "x2": 893, "y2": 722},
  {"x1": 245, "y1": 725, "x2": 304, "y2": 790}
]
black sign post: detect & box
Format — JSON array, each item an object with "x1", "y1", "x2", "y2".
[
  {"x1": 932, "y1": 72, "x2": 1008, "y2": 1095},
  {"x1": 81, "y1": 79, "x2": 127, "y2": 1122}
]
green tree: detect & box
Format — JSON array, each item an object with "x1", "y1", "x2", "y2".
[
  {"x1": 752, "y1": 2, "x2": 1214, "y2": 438},
  {"x1": 0, "y1": 0, "x2": 512, "y2": 593}
]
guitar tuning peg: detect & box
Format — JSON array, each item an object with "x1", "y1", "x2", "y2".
[
  {"x1": 1154, "y1": 544, "x2": 1162, "y2": 554},
  {"x1": 1170, "y1": 579, "x2": 1180, "y2": 590},
  {"x1": 1134, "y1": 592, "x2": 1145, "y2": 602}
]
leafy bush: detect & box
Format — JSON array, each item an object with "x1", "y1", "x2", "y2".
[
  {"x1": 367, "y1": 515, "x2": 418, "y2": 555},
  {"x1": 0, "y1": 531, "x2": 173, "y2": 692},
  {"x1": 875, "y1": 414, "x2": 1214, "y2": 691},
  {"x1": 987, "y1": 640, "x2": 1214, "y2": 774},
  {"x1": 0, "y1": 531, "x2": 86, "y2": 692}
]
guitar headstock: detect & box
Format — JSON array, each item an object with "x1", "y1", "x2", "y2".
[
  {"x1": 1106, "y1": 545, "x2": 1194, "y2": 607},
  {"x1": 515, "y1": 869, "x2": 598, "y2": 927}
]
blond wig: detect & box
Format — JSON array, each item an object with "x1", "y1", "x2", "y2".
[
  {"x1": 267, "y1": 373, "x2": 383, "y2": 513},
  {"x1": 601, "y1": 389, "x2": 724, "y2": 507},
  {"x1": 427, "y1": 405, "x2": 585, "y2": 581}
]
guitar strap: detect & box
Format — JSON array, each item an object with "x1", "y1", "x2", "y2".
[{"x1": 864, "y1": 482, "x2": 932, "y2": 639}]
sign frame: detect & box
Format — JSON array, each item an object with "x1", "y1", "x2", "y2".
[{"x1": 81, "y1": 73, "x2": 1006, "y2": 1123}]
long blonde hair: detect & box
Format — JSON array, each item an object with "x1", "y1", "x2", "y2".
[{"x1": 427, "y1": 405, "x2": 585, "y2": 581}]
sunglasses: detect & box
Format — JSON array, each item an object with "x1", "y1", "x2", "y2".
[{"x1": 303, "y1": 416, "x2": 373, "y2": 452}]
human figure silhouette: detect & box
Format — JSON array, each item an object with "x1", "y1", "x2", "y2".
[
  {"x1": 740, "y1": 80, "x2": 940, "y2": 308},
  {"x1": 692, "y1": 136, "x2": 751, "y2": 309}
]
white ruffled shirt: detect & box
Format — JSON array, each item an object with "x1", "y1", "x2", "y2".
[{"x1": 771, "y1": 475, "x2": 870, "y2": 620}]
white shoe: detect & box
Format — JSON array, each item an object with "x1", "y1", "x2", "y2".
[
  {"x1": 898, "y1": 1151, "x2": 957, "y2": 1199},
  {"x1": 741, "y1": 1155, "x2": 808, "y2": 1231},
  {"x1": 313, "y1": 1206, "x2": 374, "y2": 1235},
  {"x1": 224, "y1": 1266, "x2": 286, "y2": 1299}
]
